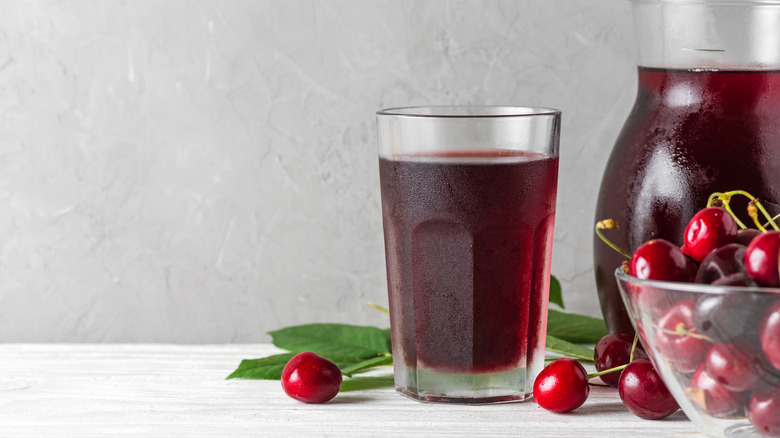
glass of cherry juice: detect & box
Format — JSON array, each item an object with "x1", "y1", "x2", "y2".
[{"x1": 376, "y1": 106, "x2": 561, "y2": 403}]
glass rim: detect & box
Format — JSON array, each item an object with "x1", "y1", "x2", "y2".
[
  {"x1": 376, "y1": 105, "x2": 561, "y2": 119},
  {"x1": 615, "y1": 267, "x2": 780, "y2": 295}
]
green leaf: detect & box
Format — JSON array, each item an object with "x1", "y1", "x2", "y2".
[
  {"x1": 340, "y1": 355, "x2": 393, "y2": 377},
  {"x1": 546, "y1": 309, "x2": 608, "y2": 344},
  {"x1": 269, "y1": 323, "x2": 391, "y2": 358},
  {"x1": 549, "y1": 275, "x2": 564, "y2": 309},
  {"x1": 381, "y1": 327, "x2": 392, "y2": 351},
  {"x1": 226, "y1": 353, "x2": 297, "y2": 380},
  {"x1": 229, "y1": 324, "x2": 394, "y2": 381},
  {"x1": 226, "y1": 351, "x2": 369, "y2": 380},
  {"x1": 545, "y1": 334, "x2": 595, "y2": 361}
]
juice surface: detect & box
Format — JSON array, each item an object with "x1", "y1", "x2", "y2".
[
  {"x1": 380, "y1": 150, "x2": 558, "y2": 373},
  {"x1": 594, "y1": 67, "x2": 780, "y2": 334}
]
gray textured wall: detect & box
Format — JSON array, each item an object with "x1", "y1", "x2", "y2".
[{"x1": 0, "y1": 0, "x2": 636, "y2": 342}]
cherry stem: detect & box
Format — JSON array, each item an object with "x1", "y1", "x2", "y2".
[
  {"x1": 707, "y1": 192, "x2": 748, "y2": 229},
  {"x1": 629, "y1": 333, "x2": 638, "y2": 363},
  {"x1": 708, "y1": 190, "x2": 780, "y2": 231},
  {"x1": 748, "y1": 202, "x2": 768, "y2": 232},
  {"x1": 650, "y1": 320, "x2": 713, "y2": 342},
  {"x1": 365, "y1": 302, "x2": 390, "y2": 315},
  {"x1": 724, "y1": 202, "x2": 747, "y2": 229},
  {"x1": 754, "y1": 199, "x2": 780, "y2": 231},
  {"x1": 586, "y1": 363, "x2": 627, "y2": 380},
  {"x1": 585, "y1": 333, "x2": 640, "y2": 382},
  {"x1": 595, "y1": 219, "x2": 632, "y2": 259},
  {"x1": 764, "y1": 213, "x2": 780, "y2": 230}
]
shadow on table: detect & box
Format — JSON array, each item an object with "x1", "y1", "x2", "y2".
[{"x1": 571, "y1": 402, "x2": 690, "y2": 421}]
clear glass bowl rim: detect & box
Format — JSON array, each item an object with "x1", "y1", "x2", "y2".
[
  {"x1": 376, "y1": 105, "x2": 561, "y2": 119},
  {"x1": 615, "y1": 267, "x2": 780, "y2": 295}
]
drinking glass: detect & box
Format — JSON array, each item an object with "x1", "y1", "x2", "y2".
[{"x1": 376, "y1": 105, "x2": 561, "y2": 403}]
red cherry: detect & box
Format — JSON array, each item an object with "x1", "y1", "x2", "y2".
[
  {"x1": 688, "y1": 364, "x2": 746, "y2": 417},
  {"x1": 630, "y1": 239, "x2": 697, "y2": 282},
  {"x1": 618, "y1": 359, "x2": 679, "y2": 420},
  {"x1": 750, "y1": 385, "x2": 780, "y2": 436},
  {"x1": 704, "y1": 341, "x2": 763, "y2": 392},
  {"x1": 744, "y1": 231, "x2": 780, "y2": 287},
  {"x1": 681, "y1": 207, "x2": 739, "y2": 262},
  {"x1": 593, "y1": 333, "x2": 647, "y2": 387},
  {"x1": 281, "y1": 352, "x2": 342, "y2": 403},
  {"x1": 760, "y1": 300, "x2": 780, "y2": 370},
  {"x1": 533, "y1": 358, "x2": 589, "y2": 413},
  {"x1": 655, "y1": 298, "x2": 711, "y2": 373}
]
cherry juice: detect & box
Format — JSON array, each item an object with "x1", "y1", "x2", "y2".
[
  {"x1": 594, "y1": 68, "x2": 780, "y2": 335},
  {"x1": 380, "y1": 151, "x2": 558, "y2": 384}
]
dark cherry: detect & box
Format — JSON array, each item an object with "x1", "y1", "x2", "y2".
[
  {"x1": 711, "y1": 272, "x2": 759, "y2": 287},
  {"x1": 618, "y1": 359, "x2": 679, "y2": 420},
  {"x1": 704, "y1": 341, "x2": 763, "y2": 392},
  {"x1": 760, "y1": 300, "x2": 780, "y2": 370},
  {"x1": 594, "y1": 333, "x2": 647, "y2": 387},
  {"x1": 281, "y1": 352, "x2": 342, "y2": 404},
  {"x1": 737, "y1": 228, "x2": 762, "y2": 246},
  {"x1": 681, "y1": 207, "x2": 739, "y2": 263},
  {"x1": 750, "y1": 385, "x2": 780, "y2": 436},
  {"x1": 692, "y1": 286, "x2": 761, "y2": 343},
  {"x1": 745, "y1": 231, "x2": 780, "y2": 287},
  {"x1": 630, "y1": 239, "x2": 697, "y2": 282},
  {"x1": 656, "y1": 298, "x2": 711, "y2": 373},
  {"x1": 533, "y1": 358, "x2": 589, "y2": 413},
  {"x1": 695, "y1": 243, "x2": 747, "y2": 284},
  {"x1": 688, "y1": 364, "x2": 747, "y2": 417}
]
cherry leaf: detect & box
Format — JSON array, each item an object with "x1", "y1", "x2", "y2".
[
  {"x1": 269, "y1": 323, "x2": 391, "y2": 358},
  {"x1": 546, "y1": 335, "x2": 595, "y2": 361},
  {"x1": 549, "y1": 275, "x2": 564, "y2": 309},
  {"x1": 547, "y1": 309, "x2": 608, "y2": 344}
]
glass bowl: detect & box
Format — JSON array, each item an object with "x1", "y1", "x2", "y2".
[{"x1": 616, "y1": 268, "x2": 780, "y2": 438}]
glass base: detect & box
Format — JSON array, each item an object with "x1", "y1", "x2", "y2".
[
  {"x1": 723, "y1": 423, "x2": 762, "y2": 438},
  {"x1": 393, "y1": 362, "x2": 536, "y2": 404}
]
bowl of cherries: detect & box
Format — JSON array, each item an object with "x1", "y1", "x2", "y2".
[{"x1": 613, "y1": 191, "x2": 780, "y2": 437}]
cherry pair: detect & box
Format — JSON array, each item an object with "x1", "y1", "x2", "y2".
[{"x1": 534, "y1": 333, "x2": 678, "y2": 420}]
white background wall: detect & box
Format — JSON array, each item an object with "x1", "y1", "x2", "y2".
[{"x1": 0, "y1": 0, "x2": 636, "y2": 342}]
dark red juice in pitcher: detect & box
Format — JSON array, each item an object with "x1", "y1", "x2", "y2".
[
  {"x1": 380, "y1": 150, "x2": 558, "y2": 376},
  {"x1": 594, "y1": 67, "x2": 780, "y2": 334}
]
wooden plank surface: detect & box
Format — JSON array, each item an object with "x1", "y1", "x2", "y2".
[{"x1": 0, "y1": 344, "x2": 703, "y2": 437}]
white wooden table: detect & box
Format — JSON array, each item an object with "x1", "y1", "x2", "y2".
[{"x1": 0, "y1": 344, "x2": 704, "y2": 437}]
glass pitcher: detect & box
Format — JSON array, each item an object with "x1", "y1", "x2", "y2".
[{"x1": 594, "y1": 0, "x2": 780, "y2": 334}]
